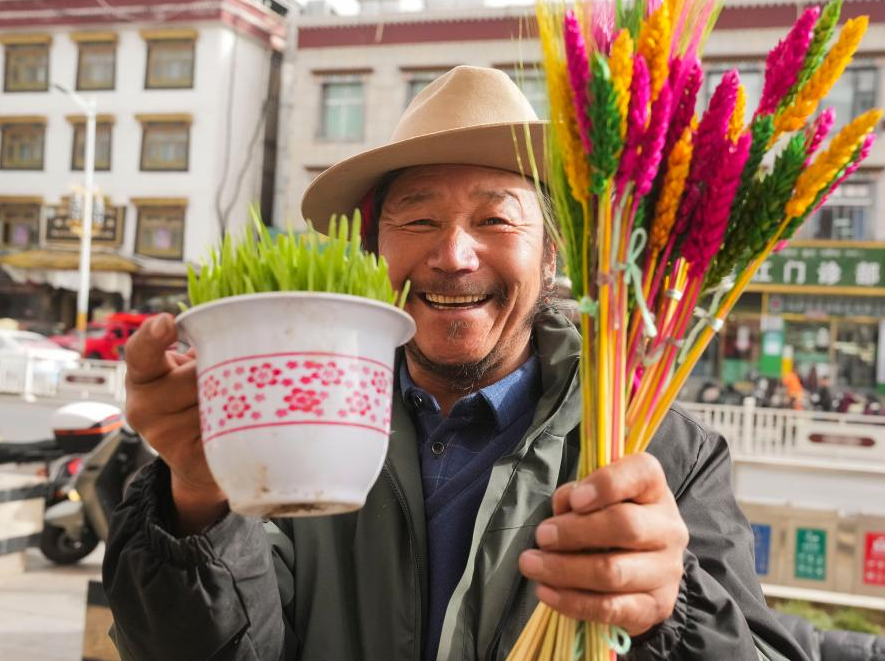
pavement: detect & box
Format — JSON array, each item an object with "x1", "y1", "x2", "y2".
[{"x1": 0, "y1": 545, "x2": 103, "y2": 661}]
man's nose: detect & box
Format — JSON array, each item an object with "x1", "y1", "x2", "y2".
[{"x1": 427, "y1": 225, "x2": 480, "y2": 273}]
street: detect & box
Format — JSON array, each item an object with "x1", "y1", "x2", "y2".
[{"x1": 0, "y1": 546, "x2": 103, "y2": 661}]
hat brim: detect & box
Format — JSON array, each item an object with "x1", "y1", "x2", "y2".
[{"x1": 301, "y1": 121, "x2": 547, "y2": 234}]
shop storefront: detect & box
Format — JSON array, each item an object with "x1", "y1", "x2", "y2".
[{"x1": 701, "y1": 241, "x2": 885, "y2": 401}]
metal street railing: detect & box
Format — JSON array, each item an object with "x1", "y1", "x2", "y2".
[
  {"x1": 0, "y1": 355, "x2": 126, "y2": 402},
  {"x1": 680, "y1": 399, "x2": 885, "y2": 465}
]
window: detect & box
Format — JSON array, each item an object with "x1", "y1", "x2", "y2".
[
  {"x1": 404, "y1": 70, "x2": 446, "y2": 108},
  {"x1": 74, "y1": 36, "x2": 116, "y2": 90},
  {"x1": 134, "y1": 201, "x2": 186, "y2": 260},
  {"x1": 501, "y1": 67, "x2": 549, "y2": 120},
  {"x1": 0, "y1": 120, "x2": 45, "y2": 170},
  {"x1": 137, "y1": 115, "x2": 191, "y2": 171},
  {"x1": 797, "y1": 175, "x2": 874, "y2": 241},
  {"x1": 319, "y1": 76, "x2": 364, "y2": 142},
  {"x1": 821, "y1": 65, "x2": 877, "y2": 131},
  {"x1": 142, "y1": 30, "x2": 196, "y2": 89},
  {"x1": 2, "y1": 37, "x2": 50, "y2": 92},
  {"x1": 0, "y1": 202, "x2": 40, "y2": 249},
  {"x1": 70, "y1": 117, "x2": 113, "y2": 171}
]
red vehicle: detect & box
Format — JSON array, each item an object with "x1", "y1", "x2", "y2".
[{"x1": 51, "y1": 312, "x2": 153, "y2": 360}]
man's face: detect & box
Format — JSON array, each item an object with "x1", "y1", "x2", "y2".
[{"x1": 377, "y1": 164, "x2": 554, "y2": 386}]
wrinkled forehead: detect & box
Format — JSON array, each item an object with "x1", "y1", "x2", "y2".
[{"x1": 380, "y1": 164, "x2": 540, "y2": 214}]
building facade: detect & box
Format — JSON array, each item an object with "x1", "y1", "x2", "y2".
[
  {"x1": 277, "y1": 0, "x2": 885, "y2": 398},
  {"x1": 0, "y1": 0, "x2": 284, "y2": 331}
]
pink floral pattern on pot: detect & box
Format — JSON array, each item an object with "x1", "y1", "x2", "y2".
[{"x1": 197, "y1": 352, "x2": 394, "y2": 443}]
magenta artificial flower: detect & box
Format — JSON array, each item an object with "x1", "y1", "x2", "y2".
[
  {"x1": 756, "y1": 6, "x2": 819, "y2": 116},
  {"x1": 615, "y1": 54, "x2": 650, "y2": 198},
  {"x1": 635, "y1": 84, "x2": 673, "y2": 196},
  {"x1": 564, "y1": 10, "x2": 592, "y2": 153}
]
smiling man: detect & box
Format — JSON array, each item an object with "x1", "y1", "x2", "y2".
[{"x1": 103, "y1": 67, "x2": 806, "y2": 661}]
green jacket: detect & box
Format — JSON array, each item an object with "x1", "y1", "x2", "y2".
[{"x1": 104, "y1": 310, "x2": 806, "y2": 660}]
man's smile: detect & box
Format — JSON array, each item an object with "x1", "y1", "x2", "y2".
[{"x1": 419, "y1": 292, "x2": 493, "y2": 310}]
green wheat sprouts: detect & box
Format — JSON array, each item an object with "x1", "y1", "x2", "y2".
[{"x1": 185, "y1": 207, "x2": 410, "y2": 309}]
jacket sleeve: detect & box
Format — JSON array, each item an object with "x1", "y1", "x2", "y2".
[
  {"x1": 629, "y1": 414, "x2": 809, "y2": 661},
  {"x1": 102, "y1": 459, "x2": 299, "y2": 661}
]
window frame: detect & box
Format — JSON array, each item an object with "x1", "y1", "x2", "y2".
[
  {"x1": 75, "y1": 39, "x2": 117, "y2": 91},
  {"x1": 136, "y1": 116, "x2": 192, "y2": 172},
  {"x1": 316, "y1": 74, "x2": 366, "y2": 143},
  {"x1": 3, "y1": 42, "x2": 50, "y2": 93},
  {"x1": 0, "y1": 200, "x2": 41, "y2": 250},
  {"x1": 144, "y1": 38, "x2": 196, "y2": 90},
  {"x1": 0, "y1": 120, "x2": 46, "y2": 170},
  {"x1": 69, "y1": 118, "x2": 113, "y2": 171},
  {"x1": 133, "y1": 200, "x2": 187, "y2": 260}
]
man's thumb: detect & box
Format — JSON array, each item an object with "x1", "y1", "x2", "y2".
[{"x1": 125, "y1": 313, "x2": 178, "y2": 384}]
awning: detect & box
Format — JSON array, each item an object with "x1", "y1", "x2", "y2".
[
  {"x1": 0, "y1": 249, "x2": 137, "y2": 301},
  {"x1": 0, "y1": 249, "x2": 138, "y2": 272}
]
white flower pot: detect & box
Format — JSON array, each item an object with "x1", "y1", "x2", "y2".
[{"x1": 176, "y1": 292, "x2": 415, "y2": 518}]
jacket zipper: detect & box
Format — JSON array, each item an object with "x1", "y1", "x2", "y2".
[{"x1": 383, "y1": 464, "x2": 424, "y2": 661}]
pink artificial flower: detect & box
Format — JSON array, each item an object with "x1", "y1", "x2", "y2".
[
  {"x1": 635, "y1": 84, "x2": 673, "y2": 196},
  {"x1": 615, "y1": 54, "x2": 650, "y2": 198},
  {"x1": 756, "y1": 6, "x2": 820, "y2": 116},
  {"x1": 564, "y1": 10, "x2": 592, "y2": 153},
  {"x1": 804, "y1": 107, "x2": 836, "y2": 165}
]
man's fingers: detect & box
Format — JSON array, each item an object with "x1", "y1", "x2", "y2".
[
  {"x1": 536, "y1": 503, "x2": 686, "y2": 552},
  {"x1": 568, "y1": 453, "x2": 669, "y2": 514},
  {"x1": 126, "y1": 361, "x2": 199, "y2": 432},
  {"x1": 534, "y1": 585, "x2": 667, "y2": 637},
  {"x1": 125, "y1": 314, "x2": 179, "y2": 385},
  {"x1": 519, "y1": 548, "x2": 678, "y2": 593},
  {"x1": 552, "y1": 481, "x2": 576, "y2": 515}
]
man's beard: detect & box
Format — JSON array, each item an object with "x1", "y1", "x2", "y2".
[{"x1": 404, "y1": 284, "x2": 555, "y2": 393}]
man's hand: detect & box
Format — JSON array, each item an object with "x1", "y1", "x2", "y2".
[
  {"x1": 518, "y1": 453, "x2": 688, "y2": 636},
  {"x1": 125, "y1": 313, "x2": 227, "y2": 534}
]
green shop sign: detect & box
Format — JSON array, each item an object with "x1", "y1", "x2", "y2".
[
  {"x1": 751, "y1": 243, "x2": 885, "y2": 290},
  {"x1": 794, "y1": 527, "x2": 827, "y2": 581}
]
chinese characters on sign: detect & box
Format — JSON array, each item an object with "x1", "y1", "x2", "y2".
[
  {"x1": 752, "y1": 245, "x2": 885, "y2": 289},
  {"x1": 864, "y1": 532, "x2": 885, "y2": 587},
  {"x1": 794, "y1": 527, "x2": 827, "y2": 581}
]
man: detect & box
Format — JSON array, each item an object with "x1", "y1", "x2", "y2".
[{"x1": 104, "y1": 66, "x2": 805, "y2": 660}]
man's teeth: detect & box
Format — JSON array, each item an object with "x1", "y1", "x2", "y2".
[{"x1": 424, "y1": 293, "x2": 487, "y2": 305}]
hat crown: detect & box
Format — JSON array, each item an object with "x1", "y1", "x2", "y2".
[{"x1": 391, "y1": 65, "x2": 539, "y2": 142}]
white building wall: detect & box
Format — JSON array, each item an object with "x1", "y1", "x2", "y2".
[
  {"x1": 0, "y1": 20, "x2": 274, "y2": 268},
  {"x1": 279, "y1": 15, "x2": 884, "y2": 239},
  {"x1": 280, "y1": 26, "x2": 541, "y2": 227}
]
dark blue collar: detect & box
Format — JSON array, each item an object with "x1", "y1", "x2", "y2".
[{"x1": 399, "y1": 354, "x2": 540, "y2": 433}]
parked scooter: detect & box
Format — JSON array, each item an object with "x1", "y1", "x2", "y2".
[{"x1": 40, "y1": 401, "x2": 155, "y2": 564}]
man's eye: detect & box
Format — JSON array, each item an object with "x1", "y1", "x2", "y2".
[
  {"x1": 482, "y1": 217, "x2": 509, "y2": 226},
  {"x1": 404, "y1": 219, "x2": 433, "y2": 227}
]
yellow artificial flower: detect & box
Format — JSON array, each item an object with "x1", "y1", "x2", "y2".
[
  {"x1": 785, "y1": 108, "x2": 882, "y2": 219},
  {"x1": 609, "y1": 30, "x2": 634, "y2": 140},
  {"x1": 729, "y1": 84, "x2": 746, "y2": 143},
  {"x1": 650, "y1": 126, "x2": 694, "y2": 253},
  {"x1": 638, "y1": 0, "x2": 672, "y2": 100}
]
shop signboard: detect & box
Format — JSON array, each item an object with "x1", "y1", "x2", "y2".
[
  {"x1": 853, "y1": 517, "x2": 885, "y2": 598},
  {"x1": 739, "y1": 501, "x2": 785, "y2": 584},
  {"x1": 794, "y1": 527, "x2": 827, "y2": 581},
  {"x1": 43, "y1": 199, "x2": 125, "y2": 247},
  {"x1": 759, "y1": 315, "x2": 784, "y2": 378},
  {"x1": 862, "y1": 532, "x2": 885, "y2": 587},
  {"x1": 752, "y1": 243, "x2": 885, "y2": 291},
  {"x1": 752, "y1": 523, "x2": 772, "y2": 576}
]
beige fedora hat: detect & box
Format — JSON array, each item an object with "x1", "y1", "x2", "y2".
[{"x1": 301, "y1": 65, "x2": 547, "y2": 233}]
